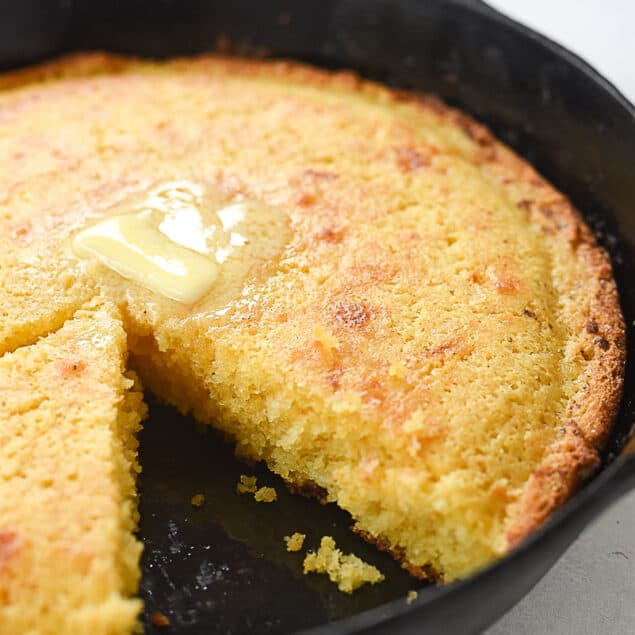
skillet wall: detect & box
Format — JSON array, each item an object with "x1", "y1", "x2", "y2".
[{"x1": 1, "y1": 1, "x2": 634, "y2": 634}]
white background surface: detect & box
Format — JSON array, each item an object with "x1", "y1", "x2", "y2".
[{"x1": 483, "y1": 2, "x2": 635, "y2": 634}]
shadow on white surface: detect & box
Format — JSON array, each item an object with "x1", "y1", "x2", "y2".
[{"x1": 486, "y1": 490, "x2": 635, "y2": 634}]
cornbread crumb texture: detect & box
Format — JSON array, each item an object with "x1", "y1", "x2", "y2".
[
  {"x1": 284, "y1": 533, "x2": 306, "y2": 552},
  {"x1": 0, "y1": 302, "x2": 145, "y2": 635},
  {"x1": 406, "y1": 590, "x2": 418, "y2": 604},
  {"x1": 0, "y1": 53, "x2": 625, "y2": 587},
  {"x1": 303, "y1": 537, "x2": 384, "y2": 593},
  {"x1": 191, "y1": 494, "x2": 206, "y2": 508},
  {"x1": 254, "y1": 486, "x2": 277, "y2": 503}
]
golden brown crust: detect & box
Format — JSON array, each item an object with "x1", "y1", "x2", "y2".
[
  {"x1": 390, "y1": 74, "x2": 626, "y2": 548},
  {"x1": 352, "y1": 527, "x2": 442, "y2": 583},
  {"x1": 0, "y1": 52, "x2": 132, "y2": 90},
  {"x1": 0, "y1": 52, "x2": 625, "y2": 568},
  {"x1": 463, "y1": 126, "x2": 626, "y2": 547},
  {"x1": 506, "y1": 244, "x2": 625, "y2": 545}
]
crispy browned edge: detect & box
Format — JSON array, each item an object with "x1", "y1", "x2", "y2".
[{"x1": 0, "y1": 51, "x2": 625, "y2": 569}]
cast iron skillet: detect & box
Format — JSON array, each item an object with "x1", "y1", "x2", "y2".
[{"x1": 1, "y1": 1, "x2": 634, "y2": 633}]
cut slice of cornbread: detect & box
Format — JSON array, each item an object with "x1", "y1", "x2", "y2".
[
  {"x1": 0, "y1": 53, "x2": 625, "y2": 590},
  {"x1": 0, "y1": 302, "x2": 145, "y2": 635}
]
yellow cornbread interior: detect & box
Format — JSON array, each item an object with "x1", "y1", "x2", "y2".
[
  {"x1": 0, "y1": 54, "x2": 620, "y2": 586},
  {"x1": 0, "y1": 303, "x2": 145, "y2": 635}
]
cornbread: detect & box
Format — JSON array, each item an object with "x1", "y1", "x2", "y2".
[
  {"x1": 254, "y1": 487, "x2": 278, "y2": 503},
  {"x1": 0, "y1": 50, "x2": 625, "y2": 624},
  {"x1": 284, "y1": 533, "x2": 306, "y2": 552},
  {"x1": 0, "y1": 302, "x2": 145, "y2": 634},
  {"x1": 303, "y1": 537, "x2": 384, "y2": 593},
  {"x1": 191, "y1": 494, "x2": 206, "y2": 508}
]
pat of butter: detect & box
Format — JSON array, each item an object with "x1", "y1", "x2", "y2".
[
  {"x1": 72, "y1": 180, "x2": 291, "y2": 306},
  {"x1": 72, "y1": 214, "x2": 219, "y2": 304}
]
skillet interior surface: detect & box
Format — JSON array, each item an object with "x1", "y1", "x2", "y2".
[{"x1": 1, "y1": 1, "x2": 634, "y2": 634}]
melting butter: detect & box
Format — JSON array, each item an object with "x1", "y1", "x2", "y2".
[
  {"x1": 72, "y1": 215, "x2": 219, "y2": 303},
  {"x1": 72, "y1": 180, "x2": 290, "y2": 304}
]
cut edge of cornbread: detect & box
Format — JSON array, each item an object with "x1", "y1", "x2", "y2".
[{"x1": 0, "y1": 300, "x2": 146, "y2": 635}]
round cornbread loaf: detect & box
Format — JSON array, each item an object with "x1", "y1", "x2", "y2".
[{"x1": 0, "y1": 52, "x2": 625, "y2": 607}]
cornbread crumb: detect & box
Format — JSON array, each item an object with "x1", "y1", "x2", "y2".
[
  {"x1": 406, "y1": 590, "x2": 418, "y2": 604},
  {"x1": 190, "y1": 494, "x2": 205, "y2": 508},
  {"x1": 237, "y1": 475, "x2": 257, "y2": 494},
  {"x1": 254, "y1": 486, "x2": 277, "y2": 503},
  {"x1": 284, "y1": 533, "x2": 306, "y2": 552},
  {"x1": 150, "y1": 611, "x2": 170, "y2": 627},
  {"x1": 303, "y1": 536, "x2": 384, "y2": 593}
]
